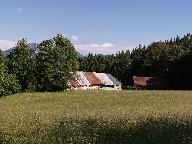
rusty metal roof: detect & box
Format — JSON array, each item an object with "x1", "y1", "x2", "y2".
[
  {"x1": 70, "y1": 80, "x2": 80, "y2": 88},
  {"x1": 84, "y1": 72, "x2": 103, "y2": 85},
  {"x1": 94, "y1": 72, "x2": 114, "y2": 86},
  {"x1": 70, "y1": 71, "x2": 122, "y2": 87},
  {"x1": 77, "y1": 71, "x2": 90, "y2": 86},
  {"x1": 133, "y1": 76, "x2": 160, "y2": 86}
]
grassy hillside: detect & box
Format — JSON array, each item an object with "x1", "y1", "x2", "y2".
[{"x1": 1, "y1": 90, "x2": 192, "y2": 143}]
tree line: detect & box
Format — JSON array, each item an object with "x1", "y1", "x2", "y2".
[
  {"x1": 79, "y1": 33, "x2": 192, "y2": 89},
  {"x1": 1, "y1": 33, "x2": 192, "y2": 96}
]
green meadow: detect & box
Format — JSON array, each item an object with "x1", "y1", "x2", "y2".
[{"x1": 1, "y1": 90, "x2": 192, "y2": 144}]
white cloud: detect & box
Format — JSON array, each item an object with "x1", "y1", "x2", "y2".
[
  {"x1": 75, "y1": 43, "x2": 135, "y2": 55},
  {"x1": 89, "y1": 44, "x2": 100, "y2": 48},
  {"x1": 101, "y1": 43, "x2": 114, "y2": 48},
  {"x1": 0, "y1": 40, "x2": 16, "y2": 51},
  {"x1": 16, "y1": 8, "x2": 22, "y2": 12},
  {"x1": 70, "y1": 35, "x2": 78, "y2": 41}
]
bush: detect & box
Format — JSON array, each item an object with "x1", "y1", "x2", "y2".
[{"x1": 0, "y1": 73, "x2": 20, "y2": 96}]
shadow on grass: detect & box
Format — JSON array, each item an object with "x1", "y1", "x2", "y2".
[
  {"x1": 1, "y1": 117, "x2": 192, "y2": 144},
  {"x1": 47, "y1": 117, "x2": 192, "y2": 144}
]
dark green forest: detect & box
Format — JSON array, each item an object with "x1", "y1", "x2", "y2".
[
  {"x1": 79, "y1": 33, "x2": 192, "y2": 89},
  {"x1": 1, "y1": 33, "x2": 192, "y2": 96}
]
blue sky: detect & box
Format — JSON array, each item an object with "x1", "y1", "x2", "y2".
[{"x1": 0, "y1": 0, "x2": 192, "y2": 54}]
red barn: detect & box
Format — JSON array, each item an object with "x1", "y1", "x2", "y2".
[{"x1": 133, "y1": 76, "x2": 161, "y2": 88}]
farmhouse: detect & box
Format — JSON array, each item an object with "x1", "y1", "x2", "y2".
[
  {"x1": 69, "y1": 71, "x2": 91, "y2": 90},
  {"x1": 107, "y1": 74, "x2": 122, "y2": 90},
  {"x1": 133, "y1": 76, "x2": 161, "y2": 89},
  {"x1": 83, "y1": 72, "x2": 102, "y2": 89},
  {"x1": 93, "y1": 72, "x2": 114, "y2": 90},
  {"x1": 69, "y1": 71, "x2": 122, "y2": 90}
]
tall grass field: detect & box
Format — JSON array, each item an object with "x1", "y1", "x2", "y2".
[{"x1": 1, "y1": 90, "x2": 192, "y2": 143}]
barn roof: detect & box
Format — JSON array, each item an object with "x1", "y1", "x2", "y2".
[
  {"x1": 133, "y1": 76, "x2": 160, "y2": 87},
  {"x1": 70, "y1": 80, "x2": 80, "y2": 88},
  {"x1": 106, "y1": 74, "x2": 122, "y2": 85},
  {"x1": 77, "y1": 71, "x2": 90, "y2": 86},
  {"x1": 93, "y1": 72, "x2": 114, "y2": 86},
  {"x1": 84, "y1": 72, "x2": 103, "y2": 85}
]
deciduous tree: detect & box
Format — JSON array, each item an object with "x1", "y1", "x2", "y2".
[{"x1": 7, "y1": 39, "x2": 34, "y2": 91}]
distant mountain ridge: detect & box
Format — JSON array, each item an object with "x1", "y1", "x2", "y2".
[
  {"x1": 3, "y1": 43, "x2": 39, "y2": 56},
  {"x1": 3, "y1": 43, "x2": 90, "y2": 57},
  {"x1": 3, "y1": 43, "x2": 94, "y2": 57}
]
